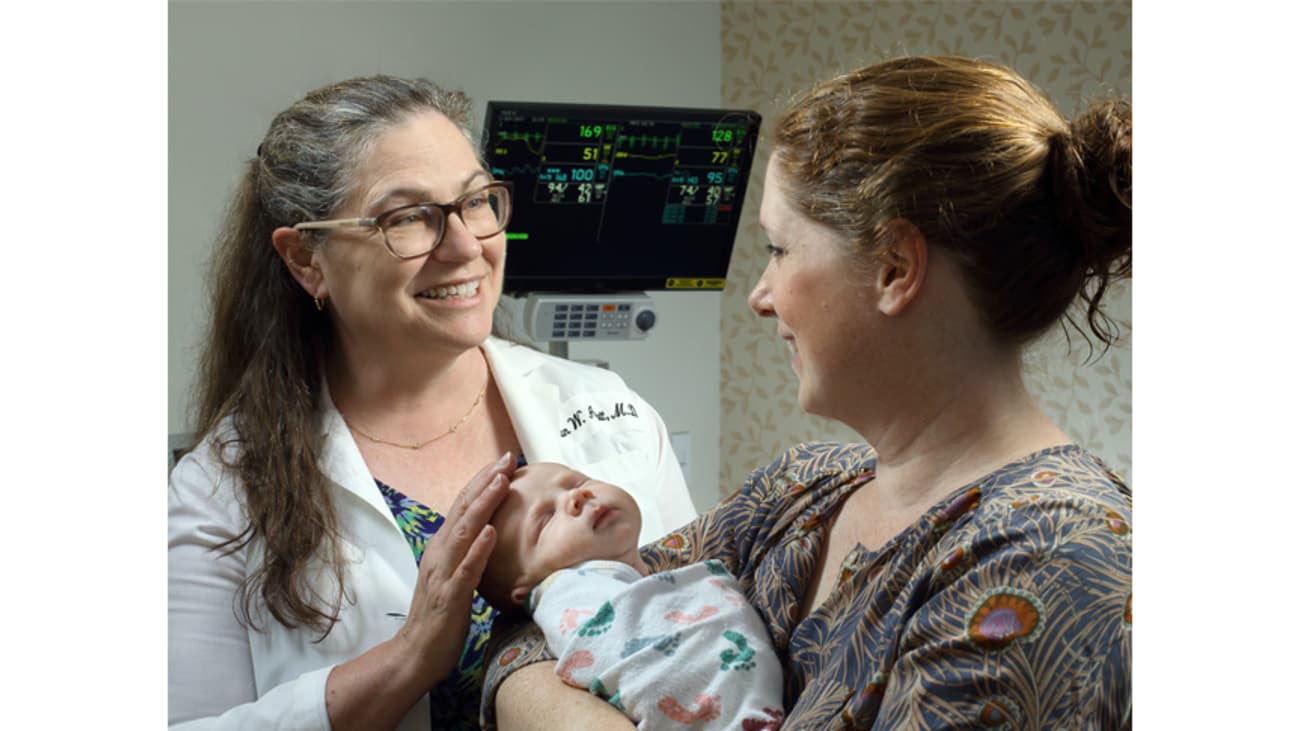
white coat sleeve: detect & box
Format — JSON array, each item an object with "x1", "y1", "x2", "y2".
[
  {"x1": 637, "y1": 393, "x2": 698, "y2": 534},
  {"x1": 168, "y1": 451, "x2": 332, "y2": 730}
]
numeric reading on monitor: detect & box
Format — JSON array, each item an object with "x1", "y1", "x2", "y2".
[
  {"x1": 484, "y1": 102, "x2": 761, "y2": 293},
  {"x1": 493, "y1": 113, "x2": 749, "y2": 232}
]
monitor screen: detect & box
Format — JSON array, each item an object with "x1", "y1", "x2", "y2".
[{"x1": 482, "y1": 101, "x2": 762, "y2": 293}]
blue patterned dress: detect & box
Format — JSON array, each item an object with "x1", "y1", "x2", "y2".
[
  {"x1": 483, "y1": 442, "x2": 1131, "y2": 729},
  {"x1": 378, "y1": 479, "x2": 499, "y2": 730}
]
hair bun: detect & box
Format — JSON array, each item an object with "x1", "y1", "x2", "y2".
[{"x1": 1052, "y1": 98, "x2": 1132, "y2": 344}]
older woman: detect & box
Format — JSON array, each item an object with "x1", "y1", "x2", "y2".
[
  {"x1": 486, "y1": 55, "x2": 1131, "y2": 729},
  {"x1": 167, "y1": 76, "x2": 695, "y2": 730}
]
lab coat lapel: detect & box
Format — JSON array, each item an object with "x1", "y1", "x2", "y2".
[
  {"x1": 484, "y1": 337, "x2": 562, "y2": 465},
  {"x1": 317, "y1": 379, "x2": 401, "y2": 522}
]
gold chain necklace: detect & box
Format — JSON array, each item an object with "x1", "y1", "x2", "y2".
[{"x1": 344, "y1": 384, "x2": 487, "y2": 450}]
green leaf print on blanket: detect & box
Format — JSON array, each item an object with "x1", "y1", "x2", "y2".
[
  {"x1": 720, "y1": 629, "x2": 756, "y2": 671},
  {"x1": 578, "y1": 602, "x2": 615, "y2": 637}
]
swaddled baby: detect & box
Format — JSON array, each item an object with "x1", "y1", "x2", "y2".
[{"x1": 479, "y1": 462, "x2": 784, "y2": 730}]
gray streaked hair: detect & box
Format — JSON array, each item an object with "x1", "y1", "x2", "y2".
[
  {"x1": 256, "y1": 75, "x2": 476, "y2": 229},
  {"x1": 193, "y1": 75, "x2": 479, "y2": 637}
]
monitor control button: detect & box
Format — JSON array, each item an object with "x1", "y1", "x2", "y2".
[{"x1": 635, "y1": 309, "x2": 656, "y2": 332}]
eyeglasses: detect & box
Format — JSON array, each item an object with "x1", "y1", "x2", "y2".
[{"x1": 293, "y1": 181, "x2": 513, "y2": 259}]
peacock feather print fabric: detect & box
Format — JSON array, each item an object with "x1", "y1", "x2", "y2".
[{"x1": 484, "y1": 441, "x2": 1131, "y2": 729}]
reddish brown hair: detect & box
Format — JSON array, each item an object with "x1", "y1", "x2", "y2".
[{"x1": 773, "y1": 55, "x2": 1131, "y2": 348}]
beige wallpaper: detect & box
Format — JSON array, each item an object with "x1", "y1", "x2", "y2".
[{"x1": 718, "y1": 0, "x2": 1132, "y2": 495}]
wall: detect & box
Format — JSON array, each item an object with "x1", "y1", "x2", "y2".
[
  {"x1": 717, "y1": 0, "x2": 1132, "y2": 490},
  {"x1": 171, "y1": 0, "x2": 1133, "y2": 510},
  {"x1": 169, "y1": 1, "x2": 725, "y2": 509}
]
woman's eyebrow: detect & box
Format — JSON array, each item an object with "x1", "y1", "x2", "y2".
[
  {"x1": 366, "y1": 171, "x2": 492, "y2": 214},
  {"x1": 462, "y1": 169, "x2": 491, "y2": 188},
  {"x1": 366, "y1": 188, "x2": 427, "y2": 215}
]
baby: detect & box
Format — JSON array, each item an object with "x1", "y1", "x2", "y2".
[{"x1": 480, "y1": 462, "x2": 784, "y2": 730}]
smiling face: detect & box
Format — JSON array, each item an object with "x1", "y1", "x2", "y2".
[
  {"x1": 748, "y1": 157, "x2": 879, "y2": 420},
  {"x1": 481, "y1": 462, "x2": 644, "y2": 611},
  {"x1": 313, "y1": 110, "x2": 505, "y2": 359}
]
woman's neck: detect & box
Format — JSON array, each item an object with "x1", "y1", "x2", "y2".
[
  {"x1": 325, "y1": 341, "x2": 488, "y2": 428},
  {"x1": 852, "y1": 353, "x2": 1071, "y2": 513}
]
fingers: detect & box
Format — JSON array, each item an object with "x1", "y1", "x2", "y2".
[
  {"x1": 440, "y1": 474, "x2": 509, "y2": 563},
  {"x1": 452, "y1": 523, "x2": 499, "y2": 588},
  {"x1": 422, "y1": 453, "x2": 513, "y2": 573},
  {"x1": 442, "y1": 452, "x2": 513, "y2": 531},
  {"x1": 448, "y1": 451, "x2": 514, "y2": 520}
]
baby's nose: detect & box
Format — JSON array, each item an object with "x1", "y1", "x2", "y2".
[{"x1": 567, "y1": 488, "x2": 594, "y2": 515}]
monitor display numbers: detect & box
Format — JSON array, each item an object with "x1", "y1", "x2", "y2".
[
  {"x1": 489, "y1": 111, "x2": 752, "y2": 237},
  {"x1": 483, "y1": 101, "x2": 761, "y2": 292}
]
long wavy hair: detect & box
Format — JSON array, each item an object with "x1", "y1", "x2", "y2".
[
  {"x1": 773, "y1": 55, "x2": 1131, "y2": 351},
  {"x1": 192, "y1": 76, "x2": 474, "y2": 637}
]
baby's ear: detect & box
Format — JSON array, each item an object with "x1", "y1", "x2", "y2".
[{"x1": 510, "y1": 584, "x2": 532, "y2": 606}]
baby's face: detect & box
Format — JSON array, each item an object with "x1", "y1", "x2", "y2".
[{"x1": 485, "y1": 462, "x2": 642, "y2": 607}]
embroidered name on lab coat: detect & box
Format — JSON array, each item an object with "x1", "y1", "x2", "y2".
[{"x1": 560, "y1": 402, "x2": 640, "y2": 438}]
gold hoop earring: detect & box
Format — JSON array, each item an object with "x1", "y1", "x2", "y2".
[{"x1": 313, "y1": 296, "x2": 325, "y2": 312}]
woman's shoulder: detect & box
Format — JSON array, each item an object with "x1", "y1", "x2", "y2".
[
  {"x1": 759, "y1": 440, "x2": 877, "y2": 481},
  {"x1": 977, "y1": 444, "x2": 1130, "y2": 518},
  {"x1": 172, "y1": 417, "x2": 237, "y2": 475},
  {"x1": 735, "y1": 441, "x2": 877, "y2": 505},
  {"x1": 169, "y1": 418, "x2": 250, "y2": 528},
  {"x1": 168, "y1": 417, "x2": 256, "y2": 502},
  {"x1": 938, "y1": 445, "x2": 1132, "y2": 570}
]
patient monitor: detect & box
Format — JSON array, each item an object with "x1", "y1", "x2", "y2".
[{"x1": 481, "y1": 101, "x2": 761, "y2": 352}]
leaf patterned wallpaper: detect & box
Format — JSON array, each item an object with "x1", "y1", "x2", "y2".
[{"x1": 718, "y1": 0, "x2": 1132, "y2": 495}]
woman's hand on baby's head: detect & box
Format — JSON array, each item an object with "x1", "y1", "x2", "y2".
[{"x1": 394, "y1": 452, "x2": 515, "y2": 687}]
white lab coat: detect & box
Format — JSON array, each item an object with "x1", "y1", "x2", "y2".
[{"x1": 168, "y1": 337, "x2": 696, "y2": 729}]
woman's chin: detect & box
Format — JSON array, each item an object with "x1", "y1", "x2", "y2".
[
  {"x1": 407, "y1": 325, "x2": 492, "y2": 357},
  {"x1": 796, "y1": 386, "x2": 814, "y2": 414},
  {"x1": 796, "y1": 384, "x2": 831, "y2": 420}
]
